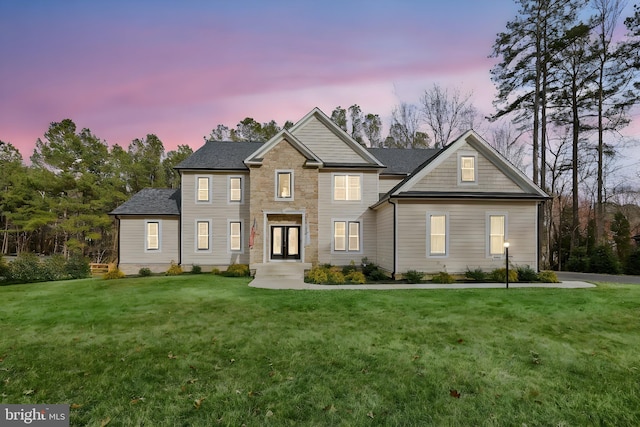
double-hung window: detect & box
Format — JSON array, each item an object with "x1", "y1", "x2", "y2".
[
  {"x1": 427, "y1": 213, "x2": 448, "y2": 257},
  {"x1": 229, "y1": 221, "x2": 242, "y2": 252},
  {"x1": 333, "y1": 220, "x2": 360, "y2": 252},
  {"x1": 459, "y1": 154, "x2": 477, "y2": 184},
  {"x1": 276, "y1": 171, "x2": 293, "y2": 200},
  {"x1": 488, "y1": 214, "x2": 507, "y2": 256},
  {"x1": 197, "y1": 177, "x2": 210, "y2": 202},
  {"x1": 196, "y1": 221, "x2": 210, "y2": 251},
  {"x1": 333, "y1": 174, "x2": 361, "y2": 201},
  {"x1": 146, "y1": 221, "x2": 160, "y2": 251},
  {"x1": 229, "y1": 176, "x2": 242, "y2": 202}
]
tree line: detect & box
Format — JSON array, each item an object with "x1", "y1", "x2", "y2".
[
  {"x1": 491, "y1": 0, "x2": 640, "y2": 269},
  {"x1": 1, "y1": 0, "x2": 639, "y2": 273}
]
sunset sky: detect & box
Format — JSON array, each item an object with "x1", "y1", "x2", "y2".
[{"x1": 1, "y1": 0, "x2": 638, "y2": 165}]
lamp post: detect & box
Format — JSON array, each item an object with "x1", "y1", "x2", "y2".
[{"x1": 503, "y1": 242, "x2": 510, "y2": 289}]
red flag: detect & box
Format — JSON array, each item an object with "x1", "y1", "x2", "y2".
[{"x1": 249, "y1": 217, "x2": 256, "y2": 249}]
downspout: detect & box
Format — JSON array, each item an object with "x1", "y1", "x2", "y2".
[{"x1": 388, "y1": 198, "x2": 397, "y2": 280}]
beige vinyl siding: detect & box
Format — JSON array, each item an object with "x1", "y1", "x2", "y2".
[
  {"x1": 375, "y1": 202, "x2": 395, "y2": 273},
  {"x1": 378, "y1": 176, "x2": 404, "y2": 194},
  {"x1": 118, "y1": 216, "x2": 179, "y2": 273},
  {"x1": 411, "y1": 142, "x2": 522, "y2": 193},
  {"x1": 292, "y1": 116, "x2": 367, "y2": 164},
  {"x1": 317, "y1": 170, "x2": 378, "y2": 265},
  {"x1": 181, "y1": 172, "x2": 250, "y2": 266},
  {"x1": 395, "y1": 200, "x2": 538, "y2": 274}
]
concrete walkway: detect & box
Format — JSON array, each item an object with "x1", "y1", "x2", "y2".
[{"x1": 249, "y1": 278, "x2": 596, "y2": 290}]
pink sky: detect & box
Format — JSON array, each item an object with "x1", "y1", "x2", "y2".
[{"x1": 1, "y1": 0, "x2": 638, "y2": 170}]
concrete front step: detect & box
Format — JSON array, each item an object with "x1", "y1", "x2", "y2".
[{"x1": 253, "y1": 263, "x2": 310, "y2": 281}]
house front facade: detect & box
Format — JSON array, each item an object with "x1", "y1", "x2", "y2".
[{"x1": 110, "y1": 107, "x2": 548, "y2": 278}]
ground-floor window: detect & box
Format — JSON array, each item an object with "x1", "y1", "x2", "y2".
[
  {"x1": 488, "y1": 213, "x2": 507, "y2": 256},
  {"x1": 333, "y1": 220, "x2": 360, "y2": 252},
  {"x1": 197, "y1": 221, "x2": 210, "y2": 251},
  {"x1": 427, "y1": 213, "x2": 448, "y2": 257},
  {"x1": 146, "y1": 221, "x2": 160, "y2": 251},
  {"x1": 229, "y1": 221, "x2": 242, "y2": 252}
]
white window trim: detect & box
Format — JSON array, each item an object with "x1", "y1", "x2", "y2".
[
  {"x1": 195, "y1": 219, "x2": 212, "y2": 252},
  {"x1": 228, "y1": 175, "x2": 244, "y2": 204},
  {"x1": 332, "y1": 173, "x2": 363, "y2": 202},
  {"x1": 196, "y1": 176, "x2": 212, "y2": 203},
  {"x1": 331, "y1": 219, "x2": 362, "y2": 254},
  {"x1": 228, "y1": 220, "x2": 244, "y2": 253},
  {"x1": 486, "y1": 212, "x2": 508, "y2": 258},
  {"x1": 458, "y1": 152, "x2": 478, "y2": 185},
  {"x1": 426, "y1": 212, "x2": 449, "y2": 258},
  {"x1": 275, "y1": 170, "x2": 294, "y2": 201},
  {"x1": 145, "y1": 220, "x2": 161, "y2": 252}
]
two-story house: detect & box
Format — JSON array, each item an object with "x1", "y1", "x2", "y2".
[{"x1": 110, "y1": 107, "x2": 548, "y2": 279}]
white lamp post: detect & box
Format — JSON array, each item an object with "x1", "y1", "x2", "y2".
[{"x1": 503, "y1": 242, "x2": 510, "y2": 289}]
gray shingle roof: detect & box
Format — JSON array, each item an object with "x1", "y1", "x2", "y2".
[
  {"x1": 110, "y1": 188, "x2": 181, "y2": 216},
  {"x1": 367, "y1": 147, "x2": 439, "y2": 175},
  {"x1": 174, "y1": 141, "x2": 439, "y2": 174},
  {"x1": 175, "y1": 141, "x2": 264, "y2": 170}
]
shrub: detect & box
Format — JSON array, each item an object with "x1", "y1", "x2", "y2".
[
  {"x1": 342, "y1": 260, "x2": 358, "y2": 275},
  {"x1": 566, "y1": 246, "x2": 589, "y2": 272},
  {"x1": 589, "y1": 244, "x2": 621, "y2": 274},
  {"x1": 404, "y1": 270, "x2": 424, "y2": 284},
  {"x1": 103, "y1": 267, "x2": 126, "y2": 280},
  {"x1": 360, "y1": 259, "x2": 387, "y2": 281},
  {"x1": 327, "y1": 268, "x2": 346, "y2": 285},
  {"x1": 211, "y1": 267, "x2": 221, "y2": 275},
  {"x1": 166, "y1": 261, "x2": 183, "y2": 276},
  {"x1": 489, "y1": 268, "x2": 519, "y2": 283},
  {"x1": 9, "y1": 253, "x2": 48, "y2": 284},
  {"x1": 626, "y1": 248, "x2": 640, "y2": 275},
  {"x1": 44, "y1": 254, "x2": 69, "y2": 281},
  {"x1": 305, "y1": 266, "x2": 328, "y2": 284},
  {"x1": 465, "y1": 267, "x2": 487, "y2": 282},
  {"x1": 538, "y1": 270, "x2": 559, "y2": 283},
  {"x1": 345, "y1": 270, "x2": 366, "y2": 284},
  {"x1": 223, "y1": 263, "x2": 250, "y2": 277},
  {"x1": 0, "y1": 254, "x2": 9, "y2": 282},
  {"x1": 65, "y1": 254, "x2": 91, "y2": 279},
  {"x1": 138, "y1": 267, "x2": 152, "y2": 277},
  {"x1": 516, "y1": 265, "x2": 538, "y2": 282},
  {"x1": 191, "y1": 265, "x2": 202, "y2": 274},
  {"x1": 431, "y1": 271, "x2": 455, "y2": 284}
]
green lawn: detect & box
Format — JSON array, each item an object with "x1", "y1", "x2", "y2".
[{"x1": 1, "y1": 276, "x2": 639, "y2": 426}]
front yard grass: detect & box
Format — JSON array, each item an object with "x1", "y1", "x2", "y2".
[{"x1": 1, "y1": 276, "x2": 639, "y2": 426}]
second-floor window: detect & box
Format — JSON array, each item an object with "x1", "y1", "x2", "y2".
[
  {"x1": 229, "y1": 177, "x2": 242, "y2": 202},
  {"x1": 459, "y1": 155, "x2": 477, "y2": 183},
  {"x1": 276, "y1": 171, "x2": 293, "y2": 200},
  {"x1": 197, "y1": 177, "x2": 210, "y2": 202},
  {"x1": 333, "y1": 174, "x2": 361, "y2": 201}
]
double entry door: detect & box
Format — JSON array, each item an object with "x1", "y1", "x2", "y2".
[{"x1": 271, "y1": 225, "x2": 300, "y2": 260}]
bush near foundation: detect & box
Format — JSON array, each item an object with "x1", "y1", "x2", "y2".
[
  {"x1": 404, "y1": 270, "x2": 424, "y2": 284},
  {"x1": 222, "y1": 264, "x2": 250, "y2": 277},
  {"x1": 431, "y1": 271, "x2": 455, "y2": 284},
  {"x1": 465, "y1": 267, "x2": 487, "y2": 282},
  {"x1": 489, "y1": 268, "x2": 518, "y2": 283},
  {"x1": 103, "y1": 267, "x2": 126, "y2": 280},
  {"x1": 538, "y1": 270, "x2": 559, "y2": 283}
]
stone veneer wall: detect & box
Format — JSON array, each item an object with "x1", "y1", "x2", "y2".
[{"x1": 248, "y1": 138, "x2": 319, "y2": 265}]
